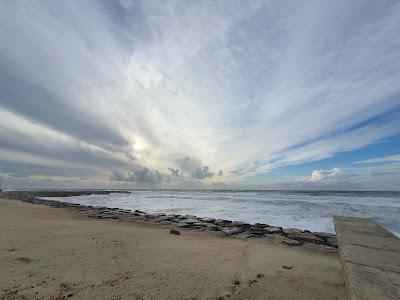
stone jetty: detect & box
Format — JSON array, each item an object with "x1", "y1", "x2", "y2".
[{"x1": 1, "y1": 191, "x2": 337, "y2": 248}]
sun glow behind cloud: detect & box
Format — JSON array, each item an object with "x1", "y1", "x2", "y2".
[{"x1": 0, "y1": 0, "x2": 400, "y2": 189}]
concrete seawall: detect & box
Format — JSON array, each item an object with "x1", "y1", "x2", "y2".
[{"x1": 334, "y1": 216, "x2": 400, "y2": 299}]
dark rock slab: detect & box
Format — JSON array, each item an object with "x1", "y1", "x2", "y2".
[
  {"x1": 157, "y1": 215, "x2": 175, "y2": 221},
  {"x1": 248, "y1": 227, "x2": 264, "y2": 236},
  {"x1": 199, "y1": 217, "x2": 216, "y2": 223},
  {"x1": 314, "y1": 232, "x2": 336, "y2": 240},
  {"x1": 204, "y1": 224, "x2": 219, "y2": 231},
  {"x1": 263, "y1": 226, "x2": 282, "y2": 234},
  {"x1": 283, "y1": 228, "x2": 303, "y2": 235},
  {"x1": 286, "y1": 232, "x2": 325, "y2": 244},
  {"x1": 327, "y1": 237, "x2": 338, "y2": 248},
  {"x1": 254, "y1": 223, "x2": 268, "y2": 228},
  {"x1": 174, "y1": 222, "x2": 190, "y2": 228},
  {"x1": 192, "y1": 222, "x2": 208, "y2": 227},
  {"x1": 151, "y1": 213, "x2": 166, "y2": 217},
  {"x1": 231, "y1": 221, "x2": 250, "y2": 227},
  {"x1": 214, "y1": 219, "x2": 232, "y2": 226},
  {"x1": 182, "y1": 218, "x2": 200, "y2": 224}
]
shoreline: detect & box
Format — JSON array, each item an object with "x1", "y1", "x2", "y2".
[
  {"x1": 1, "y1": 191, "x2": 338, "y2": 248},
  {"x1": 0, "y1": 195, "x2": 347, "y2": 299}
]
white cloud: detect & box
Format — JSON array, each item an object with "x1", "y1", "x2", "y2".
[
  {"x1": 310, "y1": 168, "x2": 342, "y2": 182},
  {"x1": 302, "y1": 163, "x2": 400, "y2": 190},
  {"x1": 355, "y1": 154, "x2": 400, "y2": 164},
  {"x1": 1, "y1": 1, "x2": 400, "y2": 188}
]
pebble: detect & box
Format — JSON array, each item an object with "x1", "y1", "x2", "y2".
[{"x1": 282, "y1": 265, "x2": 293, "y2": 270}]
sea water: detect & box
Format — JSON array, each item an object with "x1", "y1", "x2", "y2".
[{"x1": 42, "y1": 190, "x2": 400, "y2": 236}]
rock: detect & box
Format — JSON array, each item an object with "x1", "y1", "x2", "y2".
[
  {"x1": 175, "y1": 222, "x2": 189, "y2": 228},
  {"x1": 282, "y1": 239, "x2": 302, "y2": 246},
  {"x1": 134, "y1": 210, "x2": 145, "y2": 214},
  {"x1": 185, "y1": 214, "x2": 197, "y2": 218},
  {"x1": 248, "y1": 227, "x2": 264, "y2": 236},
  {"x1": 263, "y1": 226, "x2": 282, "y2": 234},
  {"x1": 313, "y1": 232, "x2": 336, "y2": 240},
  {"x1": 254, "y1": 223, "x2": 268, "y2": 228},
  {"x1": 188, "y1": 226, "x2": 204, "y2": 229},
  {"x1": 182, "y1": 218, "x2": 200, "y2": 224},
  {"x1": 327, "y1": 237, "x2": 338, "y2": 248},
  {"x1": 152, "y1": 213, "x2": 166, "y2": 217},
  {"x1": 170, "y1": 229, "x2": 181, "y2": 235},
  {"x1": 205, "y1": 224, "x2": 219, "y2": 231},
  {"x1": 199, "y1": 217, "x2": 216, "y2": 223},
  {"x1": 221, "y1": 227, "x2": 244, "y2": 235},
  {"x1": 214, "y1": 219, "x2": 232, "y2": 226},
  {"x1": 286, "y1": 233, "x2": 325, "y2": 244},
  {"x1": 158, "y1": 215, "x2": 175, "y2": 221},
  {"x1": 283, "y1": 228, "x2": 303, "y2": 235},
  {"x1": 192, "y1": 222, "x2": 207, "y2": 227},
  {"x1": 282, "y1": 265, "x2": 293, "y2": 270},
  {"x1": 256, "y1": 273, "x2": 264, "y2": 278},
  {"x1": 231, "y1": 221, "x2": 250, "y2": 227}
]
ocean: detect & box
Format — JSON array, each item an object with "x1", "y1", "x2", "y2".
[{"x1": 42, "y1": 190, "x2": 400, "y2": 236}]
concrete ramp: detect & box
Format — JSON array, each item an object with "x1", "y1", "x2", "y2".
[{"x1": 333, "y1": 216, "x2": 400, "y2": 300}]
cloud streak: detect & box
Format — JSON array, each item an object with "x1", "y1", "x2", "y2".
[
  {"x1": 1, "y1": 0, "x2": 400, "y2": 189},
  {"x1": 355, "y1": 154, "x2": 400, "y2": 164}
]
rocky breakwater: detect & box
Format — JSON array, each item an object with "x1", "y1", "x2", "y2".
[{"x1": 0, "y1": 191, "x2": 337, "y2": 249}]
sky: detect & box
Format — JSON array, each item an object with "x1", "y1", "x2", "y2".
[{"x1": 0, "y1": 0, "x2": 400, "y2": 190}]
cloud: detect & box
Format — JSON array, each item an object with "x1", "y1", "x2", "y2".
[
  {"x1": 111, "y1": 167, "x2": 163, "y2": 184},
  {"x1": 355, "y1": 154, "x2": 400, "y2": 164},
  {"x1": 0, "y1": 71, "x2": 128, "y2": 151},
  {"x1": 176, "y1": 156, "x2": 217, "y2": 180},
  {"x1": 168, "y1": 168, "x2": 181, "y2": 176},
  {"x1": 310, "y1": 168, "x2": 343, "y2": 182},
  {"x1": 302, "y1": 164, "x2": 400, "y2": 190},
  {"x1": 1, "y1": 1, "x2": 400, "y2": 188}
]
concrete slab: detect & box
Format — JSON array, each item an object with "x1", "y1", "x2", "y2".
[
  {"x1": 343, "y1": 262, "x2": 400, "y2": 300},
  {"x1": 334, "y1": 216, "x2": 400, "y2": 300}
]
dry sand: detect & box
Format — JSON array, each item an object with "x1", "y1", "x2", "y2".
[{"x1": 0, "y1": 197, "x2": 347, "y2": 299}]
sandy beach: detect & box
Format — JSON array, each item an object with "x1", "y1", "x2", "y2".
[{"x1": 0, "y1": 197, "x2": 347, "y2": 299}]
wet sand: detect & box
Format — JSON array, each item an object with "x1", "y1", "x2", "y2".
[{"x1": 0, "y1": 197, "x2": 347, "y2": 299}]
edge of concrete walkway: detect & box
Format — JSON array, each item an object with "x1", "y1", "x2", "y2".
[{"x1": 333, "y1": 216, "x2": 400, "y2": 300}]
